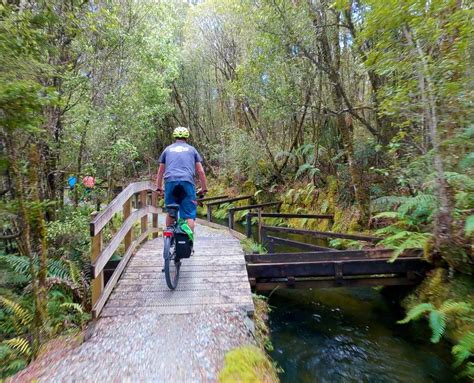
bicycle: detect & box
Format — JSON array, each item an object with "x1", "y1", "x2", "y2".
[{"x1": 162, "y1": 203, "x2": 193, "y2": 290}]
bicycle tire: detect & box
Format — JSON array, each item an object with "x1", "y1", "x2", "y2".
[{"x1": 163, "y1": 235, "x2": 180, "y2": 290}]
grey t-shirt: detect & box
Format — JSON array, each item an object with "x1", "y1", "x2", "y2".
[{"x1": 158, "y1": 142, "x2": 203, "y2": 185}]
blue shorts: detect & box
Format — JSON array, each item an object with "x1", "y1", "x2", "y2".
[{"x1": 164, "y1": 181, "x2": 197, "y2": 219}]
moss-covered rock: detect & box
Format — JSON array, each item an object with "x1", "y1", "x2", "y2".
[{"x1": 218, "y1": 345, "x2": 279, "y2": 383}]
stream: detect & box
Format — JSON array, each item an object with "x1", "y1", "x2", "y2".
[{"x1": 216, "y1": 218, "x2": 456, "y2": 382}]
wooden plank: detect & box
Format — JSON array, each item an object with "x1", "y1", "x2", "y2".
[
  {"x1": 247, "y1": 212, "x2": 333, "y2": 219},
  {"x1": 228, "y1": 201, "x2": 281, "y2": 212},
  {"x1": 151, "y1": 191, "x2": 159, "y2": 239},
  {"x1": 245, "y1": 248, "x2": 421, "y2": 263},
  {"x1": 205, "y1": 195, "x2": 253, "y2": 207},
  {"x1": 92, "y1": 206, "x2": 159, "y2": 277},
  {"x1": 140, "y1": 191, "x2": 148, "y2": 235},
  {"x1": 91, "y1": 227, "x2": 159, "y2": 318},
  {"x1": 262, "y1": 225, "x2": 382, "y2": 242},
  {"x1": 90, "y1": 181, "x2": 155, "y2": 236},
  {"x1": 196, "y1": 195, "x2": 229, "y2": 202},
  {"x1": 90, "y1": 231, "x2": 103, "y2": 308},
  {"x1": 123, "y1": 197, "x2": 132, "y2": 251},
  {"x1": 246, "y1": 257, "x2": 426, "y2": 278}
]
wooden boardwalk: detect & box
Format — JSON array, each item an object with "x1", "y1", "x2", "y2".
[
  {"x1": 102, "y1": 222, "x2": 254, "y2": 317},
  {"x1": 14, "y1": 221, "x2": 256, "y2": 382}
]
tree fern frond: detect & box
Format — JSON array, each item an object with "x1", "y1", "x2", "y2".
[
  {"x1": 439, "y1": 301, "x2": 472, "y2": 316},
  {"x1": 46, "y1": 259, "x2": 70, "y2": 280},
  {"x1": 4, "y1": 337, "x2": 31, "y2": 357},
  {"x1": 429, "y1": 310, "x2": 446, "y2": 343},
  {"x1": 452, "y1": 332, "x2": 474, "y2": 368},
  {"x1": 0, "y1": 255, "x2": 33, "y2": 276},
  {"x1": 60, "y1": 302, "x2": 83, "y2": 314},
  {"x1": 0, "y1": 297, "x2": 32, "y2": 326},
  {"x1": 398, "y1": 303, "x2": 434, "y2": 324}
]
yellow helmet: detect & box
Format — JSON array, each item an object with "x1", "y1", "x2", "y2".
[{"x1": 172, "y1": 126, "x2": 190, "y2": 139}]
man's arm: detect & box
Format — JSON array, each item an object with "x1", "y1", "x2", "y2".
[
  {"x1": 195, "y1": 162, "x2": 208, "y2": 192},
  {"x1": 156, "y1": 163, "x2": 165, "y2": 191}
]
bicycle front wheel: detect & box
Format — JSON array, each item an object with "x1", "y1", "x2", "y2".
[{"x1": 163, "y1": 235, "x2": 180, "y2": 290}]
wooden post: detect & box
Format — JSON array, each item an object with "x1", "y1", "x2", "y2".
[
  {"x1": 91, "y1": 230, "x2": 103, "y2": 311},
  {"x1": 152, "y1": 191, "x2": 158, "y2": 238},
  {"x1": 268, "y1": 236, "x2": 274, "y2": 253},
  {"x1": 245, "y1": 212, "x2": 252, "y2": 238},
  {"x1": 140, "y1": 190, "x2": 148, "y2": 235},
  {"x1": 257, "y1": 208, "x2": 262, "y2": 244},
  {"x1": 228, "y1": 210, "x2": 234, "y2": 229},
  {"x1": 123, "y1": 196, "x2": 132, "y2": 250},
  {"x1": 207, "y1": 205, "x2": 212, "y2": 222}
]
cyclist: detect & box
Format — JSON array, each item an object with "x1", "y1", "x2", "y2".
[{"x1": 155, "y1": 126, "x2": 208, "y2": 233}]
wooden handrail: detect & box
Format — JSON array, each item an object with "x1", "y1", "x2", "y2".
[
  {"x1": 90, "y1": 181, "x2": 155, "y2": 236},
  {"x1": 92, "y1": 205, "x2": 159, "y2": 278},
  {"x1": 89, "y1": 181, "x2": 160, "y2": 318}
]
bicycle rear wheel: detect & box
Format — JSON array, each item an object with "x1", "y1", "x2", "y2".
[{"x1": 163, "y1": 235, "x2": 180, "y2": 290}]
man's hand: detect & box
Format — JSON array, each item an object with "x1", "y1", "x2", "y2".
[
  {"x1": 156, "y1": 186, "x2": 164, "y2": 197},
  {"x1": 197, "y1": 188, "x2": 208, "y2": 199}
]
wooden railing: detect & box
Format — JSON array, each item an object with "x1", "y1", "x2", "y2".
[{"x1": 89, "y1": 181, "x2": 160, "y2": 318}]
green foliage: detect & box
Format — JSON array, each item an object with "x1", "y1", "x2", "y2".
[
  {"x1": 399, "y1": 299, "x2": 474, "y2": 377},
  {"x1": 218, "y1": 345, "x2": 279, "y2": 383},
  {"x1": 240, "y1": 238, "x2": 266, "y2": 254}
]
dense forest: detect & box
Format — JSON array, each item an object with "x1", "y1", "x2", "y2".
[{"x1": 1, "y1": 0, "x2": 472, "y2": 380}]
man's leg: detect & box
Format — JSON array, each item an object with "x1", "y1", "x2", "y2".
[
  {"x1": 180, "y1": 182, "x2": 197, "y2": 232},
  {"x1": 187, "y1": 218, "x2": 195, "y2": 232},
  {"x1": 164, "y1": 181, "x2": 177, "y2": 228}
]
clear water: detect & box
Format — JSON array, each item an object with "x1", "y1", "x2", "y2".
[
  {"x1": 267, "y1": 288, "x2": 454, "y2": 383},
  {"x1": 207, "y1": 217, "x2": 456, "y2": 382}
]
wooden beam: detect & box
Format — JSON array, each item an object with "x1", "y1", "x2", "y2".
[
  {"x1": 205, "y1": 195, "x2": 253, "y2": 207},
  {"x1": 245, "y1": 248, "x2": 412, "y2": 263},
  {"x1": 151, "y1": 191, "x2": 159, "y2": 239},
  {"x1": 140, "y1": 191, "x2": 148, "y2": 236},
  {"x1": 196, "y1": 195, "x2": 229, "y2": 202},
  {"x1": 262, "y1": 226, "x2": 382, "y2": 242},
  {"x1": 91, "y1": 230, "x2": 103, "y2": 309},
  {"x1": 228, "y1": 201, "x2": 281, "y2": 212},
  {"x1": 246, "y1": 257, "x2": 427, "y2": 279},
  {"x1": 247, "y1": 212, "x2": 333, "y2": 219},
  {"x1": 123, "y1": 196, "x2": 132, "y2": 251}
]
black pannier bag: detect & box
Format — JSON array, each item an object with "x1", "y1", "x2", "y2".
[{"x1": 175, "y1": 229, "x2": 193, "y2": 259}]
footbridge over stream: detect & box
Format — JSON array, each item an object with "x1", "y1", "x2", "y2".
[{"x1": 14, "y1": 181, "x2": 429, "y2": 381}]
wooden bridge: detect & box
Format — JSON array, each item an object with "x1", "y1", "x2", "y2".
[
  {"x1": 90, "y1": 182, "x2": 428, "y2": 318},
  {"x1": 12, "y1": 181, "x2": 429, "y2": 380}
]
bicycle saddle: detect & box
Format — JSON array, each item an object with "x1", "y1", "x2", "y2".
[{"x1": 166, "y1": 204, "x2": 180, "y2": 218}]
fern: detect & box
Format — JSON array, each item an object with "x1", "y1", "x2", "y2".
[
  {"x1": 0, "y1": 255, "x2": 32, "y2": 276},
  {"x1": 398, "y1": 303, "x2": 434, "y2": 324},
  {"x1": 429, "y1": 311, "x2": 446, "y2": 343},
  {"x1": 439, "y1": 300, "x2": 472, "y2": 316},
  {"x1": 60, "y1": 302, "x2": 83, "y2": 314},
  {"x1": 378, "y1": 230, "x2": 431, "y2": 261},
  {"x1": 4, "y1": 337, "x2": 31, "y2": 357},
  {"x1": 0, "y1": 297, "x2": 32, "y2": 326},
  {"x1": 46, "y1": 259, "x2": 71, "y2": 280},
  {"x1": 465, "y1": 215, "x2": 474, "y2": 236},
  {"x1": 452, "y1": 332, "x2": 474, "y2": 368}
]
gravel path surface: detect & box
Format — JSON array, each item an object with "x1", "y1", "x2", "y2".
[{"x1": 14, "y1": 222, "x2": 255, "y2": 382}]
